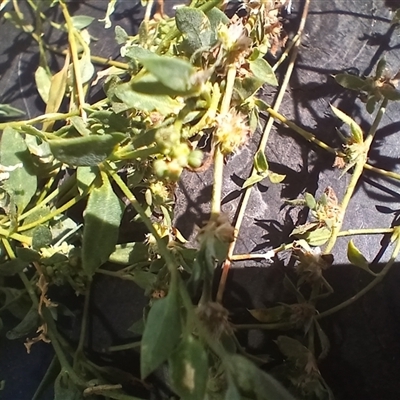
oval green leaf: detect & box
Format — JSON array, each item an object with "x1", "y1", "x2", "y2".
[
  {"x1": 82, "y1": 175, "x2": 124, "y2": 276},
  {"x1": 347, "y1": 239, "x2": 370, "y2": 270},
  {"x1": 169, "y1": 334, "x2": 208, "y2": 400},
  {"x1": 49, "y1": 133, "x2": 125, "y2": 166},
  {"x1": 334, "y1": 74, "x2": 366, "y2": 91},
  {"x1": 0, "y1": 127, "x2": 37, "y2": 212},
  {"x1": 141, "y1": 283, "x2": 182, "y2": 379}
]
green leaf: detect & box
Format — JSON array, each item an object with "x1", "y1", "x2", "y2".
[
  {"x1": 76, "y1": 166, "x2": 98, "y2": 194},
  {"x1": 330, "y1": 105, "x2": 363, "y2": 142},
  {"x1": 6, "y1": 306, "x2": 39, "y2": 340},
  {"x1": 54, "y1": 370, "x2": 84, "y2": 400},
  {"x1": 374, "y1": 58, "x2": 386, "y2": 79},
  {"x1": 0, "y1": 258, "x2": 29, "y2": 276},
  {"x1": 248, "y1": 305, "x2": 287, "y2": 323},
  {"x1": 128, "y1": 318, "x2": 145, "y2": 335},
  {"x1": 224, "y1": 376, "x2": 242, "y2": 400},
  {"x1": 114, "y1": 82, "x2": 182, "y2": 115},
  {"x1": 70, "y1": 116, "x2": 91, "y2": 136},
  {"x1": 141, "y1": 283, "x2": 182, "y2": 378},
  {"x1": 242, "y1": 172, "x2": 266, "y2": 189},
  {"x1": 127, "y1": 270, "x2": 157, "y2": 290},
  {"x1": 304, "y1": 193, "x2": 316, "y2": 210},
  {"x1": 109, "y1": 242, "x2": 149, "y2": 265},
  {"x1": 249, "y1": 58, "x2": 278, "y2": 87},
  {"x1": 0, "y1": 104, "x2": 24, "y2": 119},
  {"x1": 99, "y1": 0, "x2": 117, "y2": 29},
  {"x1": 314, "y1": 319, "x2": 330, "y2": 360},
  {"x1": 366, "y1": 95, "x2": 377, "y2": 114},
  {"x1": 115, "y1": 25, "x2": 128, "y2": 44},
  {"x1": 71, "y1": 15, "x2": 94, "y2": 30},
  {"x1": 268, "y1": 171, "x2": 286, "y2": 184},
  {"x1": 175, "y1": 7, "x2": 214, "y2": 54},
  {"x1": 380, "y1": 84, "x2": 400, "y2": 101},
  {"x1": 169, "y1": 334, "x2": 208, "y2": 400},
  {"x1": 0, "y1": 127, "x2": 37, "y2": 212},
  {"x1": 16, "y1": 247, "x2": 41, "y2": 262},
  {"x1": 78, "y1": 52, "x2": 95, "y2": 84},
  {"x1": 82, "y1": 175, "x2": 124, "y2": 276},
  {"x1": 226, "y1": 354, "x2": 295, "y2": 400},
  {"x1": 34, "y1": 66, "x2": 52, "y2": 104},
  {"x1": 347, "y1": 239, "x2": 370, "y2": 270},
  {"x1": 234, "y1": 76, "x2": 265, "y2": 101},
  {"x1": 130, "y1": 73, "x2": 194, "y2": 97},
  {"x1": 136, "y1": 53, "x2": 197, "y2": 95},
  {"x1": 275, "y1": 336, "x2": 310, "y2": 366},
  {"x1": 44, "y1": 58, "x2": 69, "y2": 120},
  {"x1": 254, "y1": 149, "x2": 269, "y2": 173},
  {"x1": 32, "y1": 225, "x2": 52, "y2": 250},
  {"x1": 301, "y1": 226, "x2": 331, "y2": 247},
  {"x1": 335, "y1": 74, "x2": 366, "y2": 91},
  {"x1": 49, "y1": 133, "x2": 125, "y2": 166}
]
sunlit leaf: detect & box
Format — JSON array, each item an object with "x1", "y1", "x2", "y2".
[
  {"x1": 114, "y1": 81, "x2": 182, "y2": 114},
  {"x1": 99, "y1": 0, "x2": 117, "y2": 29},
  {"x1": 175, "y1": 7, "x2": 214, "y2": 54},
  {"x1": 35, "y1": 66, "x2": 52, "y2": 104},
  {"x1": 242, "y1": 172, "x2": 265, "y2": 189},
  {"x1": 249, "y1": 58, "x2": 278, "y2": 87},
  {"x1": 347, "y1": 239, "x2": 370, "y2": 270},
  {"x1": 268, "y1": 171, "x2": 286, "y2": 184},
  {"x1": 330, "y1": 105, "x2": 363, "y2": 143},
  {"x1": 254, "y1": 149, "x2": 269, "y2": 173},
  {"x1": 304, "y1": 193, "x2": 316, "y2": 210},
  {"x1": 115, "y1": 25, "x2": 128, "y2": 44},
  {"x1": 135, "y1": 53, "x2": 197, "y2": 95},
  {"x1": 71, "y1": 15, "x2": 94, "y2": 30},
  {"x1": 0, "y1": 127, "x2": 37, "y2": 212}
]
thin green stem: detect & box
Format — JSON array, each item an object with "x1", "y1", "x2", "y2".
[
  {"x1": 232, "y1": 321, "x2": 295, "y2": 330},
  {"x1": 104, "y1": 163, "x2": 177, "y2": 279},
  {"x1": 17, "y1": 192, "x2": 88, "y2": 232},
  {"x1": 324, "y1": 98, "x2": 388, "y2": 254},
  {"x1": 317, "y1": 232, "x2": 400, "y2": 319},
  {"x1": 0, "y1": 111, "x2": 78, "y2": 131},
  {"x1": 74, "y1": 281, "x2": 91, "y2": 368},
  {"x1": 60, "y1": 1, "x2": 86, "y2": 119},
  {"x1": 0, "y1": 227, "x2": 32, "y2": 245},
  {"x1": 107, "y1": 341, "x2": 141, "y2": 352},
  {"x1": 112, "y1": 144, "x2": 161, "y2": 161}
]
